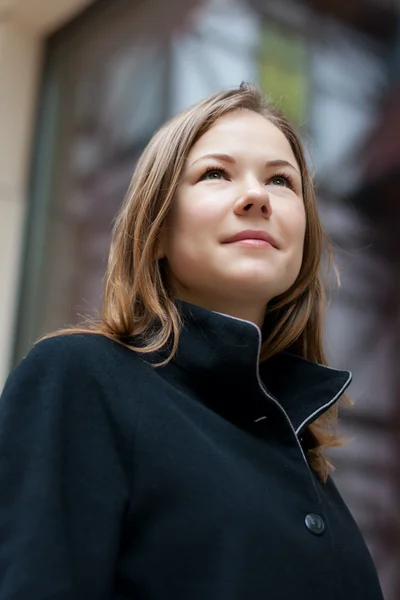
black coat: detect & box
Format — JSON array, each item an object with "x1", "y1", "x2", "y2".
[{"x1": 0, "y1": 301, "x2": 384, "y2": 599}]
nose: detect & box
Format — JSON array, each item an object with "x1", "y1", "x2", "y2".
[{"x1": 233, "y1": 186, "x2": 272, "y2": 219}]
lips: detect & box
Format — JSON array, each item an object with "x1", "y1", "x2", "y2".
[{"x1": 223, "y1": 230, "x2": 279, "y2": 248}]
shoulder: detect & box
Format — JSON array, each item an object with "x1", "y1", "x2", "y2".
[
  {"x1": 31, "y1": 332, "x2": 124, "y2": 363},
  {"x1": 1, "y1": 333, "x2": 147, "y2": 444},
  {"x1": 4, "y1": 333, "x2": 144, "y2": 395},
  {"x1": 31, "y1": 331, "x2": 124, "y2": 358},
  {"x1": 0, "y1": 334, "x2": 142, "y2": 504}
]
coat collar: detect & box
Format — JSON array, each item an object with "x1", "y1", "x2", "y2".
[{"x1": 156, "y1": 301, "x2": 351, "y2": 434}]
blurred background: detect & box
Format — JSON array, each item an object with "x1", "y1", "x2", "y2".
[{"x1": 0, "y1": 0, "x2": 399, "y2": 596}]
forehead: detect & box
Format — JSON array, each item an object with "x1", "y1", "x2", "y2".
[{"x1": 188, "y1": 109, "x2": 299, "y2": 168}]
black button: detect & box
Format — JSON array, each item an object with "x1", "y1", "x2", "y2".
[{"x1": 305, "y1": 513, "x2": 325, "y2": 536}]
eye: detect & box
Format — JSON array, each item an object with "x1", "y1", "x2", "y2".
[
  {"x1": 200, "y1": 167, "x2": 228, "y2": 181},
  {"x1": 269, "y1": 174, "x2": 294, "y2": 189}
]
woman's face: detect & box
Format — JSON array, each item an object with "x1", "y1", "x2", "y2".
[{"x1": 159, "y1": 109, "x2": 306, "y2": 321}]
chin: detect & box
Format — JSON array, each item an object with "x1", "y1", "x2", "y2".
[
  {"x1": 221, "y1": 278, "x2": 278, "y2": 299},
  {"x1": 228, "y1": 269, "x2": 279, "y2": 287},
  {"x1": 223, "y1": 269, "x2": 296, "y2": 298}
]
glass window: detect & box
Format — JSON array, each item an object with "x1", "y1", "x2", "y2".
[
  {"x1": 258, "y1": 22, "x2": 309, "y2": 125},
  {"x1": 170, "y1": 0, "x2": 259, "y2": 114},
  {"x1": 14, "y1": 0, "x2": 176, "y2": 359}
]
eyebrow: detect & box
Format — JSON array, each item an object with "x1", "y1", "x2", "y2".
[{"x1": 189, "y1": 153, "x2": 301, "y2": 174}]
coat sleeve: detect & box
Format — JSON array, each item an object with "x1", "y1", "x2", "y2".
[{"x1": 0, "y1": 337, "x2": 133, "y2": 600}]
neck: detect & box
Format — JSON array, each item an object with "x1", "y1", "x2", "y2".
[{"x1": 173, "y1": 292, "x2": 267, "y2": 328}]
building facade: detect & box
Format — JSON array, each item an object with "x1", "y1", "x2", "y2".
[{"x1": 0, "y1": 0, "x2": 399, "y2": 597}]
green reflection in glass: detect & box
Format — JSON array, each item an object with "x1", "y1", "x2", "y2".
[{"x1": 258, "y1": 23, "x2": 308, "y2": 125}]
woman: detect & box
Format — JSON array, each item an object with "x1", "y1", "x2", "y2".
[{"x1": 0, "y1": 83, "x2": 383, "y2": 599}]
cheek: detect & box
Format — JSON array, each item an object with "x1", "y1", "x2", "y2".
[
  {"x1": 279, "y1": 202, "x2": 306, "y2": 248},
  {"x1": 296, "y1": 211, "x2": 307, "y2": 248},
  {"x1": 167, "y1": 196, "x2": 222, "y2": 247},
  {"x1": 290, "y1": 208, "x2": 307, "y2": 277},
  {"x1": 162, "y1": 201, "x2": 214, "y2": 274}
]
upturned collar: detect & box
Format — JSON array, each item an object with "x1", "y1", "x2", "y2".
[{"x1": 156, "y1": 301, "x2": 352, "y2": 434}]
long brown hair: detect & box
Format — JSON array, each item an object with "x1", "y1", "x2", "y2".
[{"x1": 44, "y1": 83, "x2": 348, "y2": 481}]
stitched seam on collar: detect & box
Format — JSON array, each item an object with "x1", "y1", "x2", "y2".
[{"x1": 295, "y1": 370, "x2": 352, "y2": 435}]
